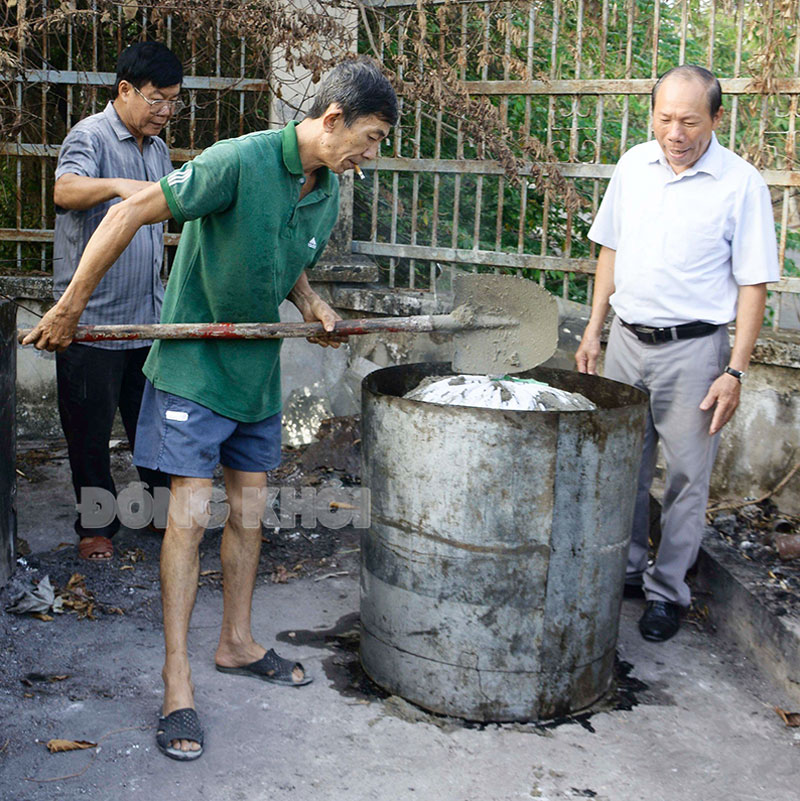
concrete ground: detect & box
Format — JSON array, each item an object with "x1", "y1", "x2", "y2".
[{"x1": 1, "y1": 443, "x2": 799, "y2": 801}]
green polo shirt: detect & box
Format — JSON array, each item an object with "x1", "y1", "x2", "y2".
[{"x1": 143, "y1": 122, "x2": 339, "y2": 422}]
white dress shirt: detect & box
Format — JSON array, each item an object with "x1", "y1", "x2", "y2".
[{"x1": 588, "y1": 133, "x2": 779, "y2": 326}]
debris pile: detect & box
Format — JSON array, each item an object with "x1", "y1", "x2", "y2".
[
  {"x1": 404, "y1": 374, "x2": 597, "y2": 412},
  {"x1": 709, "y1": 499, "x2": 800, "y2": 614},
  {"x1": 4, "y1": 572, "x2": 121, "y2": 621}
]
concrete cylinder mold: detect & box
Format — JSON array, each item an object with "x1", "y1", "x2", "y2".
[{"x1": 360, "y1": 363, "x2": 648, "y2": 722}]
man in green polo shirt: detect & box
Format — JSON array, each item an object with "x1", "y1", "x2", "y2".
[{"x1": 23, "y1": 57, "x2": 398, "y2": 761}]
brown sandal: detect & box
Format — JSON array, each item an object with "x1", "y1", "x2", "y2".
[{"x1": 78, "y1": 535, "x2": 113, "y2": 561}]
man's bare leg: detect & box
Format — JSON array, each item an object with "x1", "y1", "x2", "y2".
[
  {"x1": 214, "y1": 467, "x2": 305, "y2": 682},
  {"x1": 160, "y1": 475, "x2": 211, "y2": 754}
]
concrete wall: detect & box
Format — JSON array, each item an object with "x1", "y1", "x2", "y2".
[
  {"x1": 14, "y1": 302, "x2": 60, "y2": 440},
  {"x1": 0, "y1": 300, "x2": 18, "y2": 587},
  {"x1": 712, "y1": 363, "x2": 800, "y2": 515},
  {"x1": 6, "y1": 284, "x2": 800, "y2": 513}
]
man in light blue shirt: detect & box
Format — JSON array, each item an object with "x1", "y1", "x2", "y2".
[
  {"x1": 576, "y1": 65, "x2": 778, "y2": 642},
  {"x1": 54, "y1": 41, "x2": 182, "y2": 560}
]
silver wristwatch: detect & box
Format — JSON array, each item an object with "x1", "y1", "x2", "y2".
[{"x1": 724, "y1": 366, "x2": 746, "y2": 383}]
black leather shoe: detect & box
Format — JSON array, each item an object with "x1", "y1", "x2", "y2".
[{"x1": 638, "y1": 601, "x2": 680, "y2": 642}]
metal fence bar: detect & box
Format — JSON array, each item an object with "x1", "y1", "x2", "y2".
[
  {"x1": 455, "y1": 77, "x2": 800, "y2": 95},
  {"x1": 471, "y1": 2, "x2": 492, "y2": 262},
  {"x1": 679, "y1": 0, "x2": 688, "y2": 66},
  {"x1": 647, "y1": 0, "x2": 659, "y2": 142},
  {"x1": 10, "y1": 146, "x2": 800, "y2": 186},
  {"x1": 517, "y1": 2, "x2": 535, "y2": 274},
  {"x1": 370, "y1": 12, "x2": 385, "y2": 246},
  {"x1": 587, "y1": 0, "x2": 610, "y2": 298},
  {"x1": 5, "y1": 69, "x2": 272, "y2": 92},
  {"x1": 562, "y1": 0, "x2": 585, "y2": 299},
  {"x1": 389, "y1": 11, "x2": 406, "y2": 288},
  {"x1": 539, "y1": 0, "x2": 559, "y2": 285},
  {"x1": 409, "y1": 61, "x2": 422, "y2": 288},
  {"x1": 775, "y1": 5, "x2": 800, "y2": 329},
  {"x1": 707, "y1": 0, "x2": 716, "y2": 70},
  {"x1": 728, "y1": 0, "x2": 745, "y2": 151},
  {"x1": 429, "y1": 18, "x2": 444, "y2": 271},
  {"x1": 451, "y1": 3, "x2": 467, "y2": 251},
  {"x1": 353, "y1": 241, "x2": 596, "y2": 274},
  {"x1": 493, "y1": 1, "x2": 511, "y2": 271},
  {"x1": 619, "y1": 0, "x2": 634, "y2": 156},
  {"x1": 40, "y1": 0, "x2": 50, "y2": 271},
  {"x1": 215, "y1": 17, "x2": 222, "y2": 141}
]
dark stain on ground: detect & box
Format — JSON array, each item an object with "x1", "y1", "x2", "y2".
[
  {"x1": 276, "y1": 613, "x2": 390, "y2": 702},
  {"x1": 278, "y1": 617, "x2": 654, "y2": 733}
]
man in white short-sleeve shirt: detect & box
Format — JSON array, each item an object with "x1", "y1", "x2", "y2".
[{"x1": 576, "y1": 65, "x2": 779, "y2": 642}]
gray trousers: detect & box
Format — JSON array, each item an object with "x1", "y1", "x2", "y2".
[{"x1": 604, "y1": 317, "x2": 730, "y2": 607}]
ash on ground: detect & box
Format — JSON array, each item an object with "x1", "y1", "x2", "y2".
[
  {"x1": 5, "y1": 417, "x2": 365, "y2": 636},
  {"x1": 404, "y1": 374, "x2": 597, "y2": 412},
  {"x1": 707, "y1": 499, "x2": 800, "y2": 616}
]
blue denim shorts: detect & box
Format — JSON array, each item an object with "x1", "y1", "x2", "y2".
[{"x1": 133, "y1": 381, "x2": 282, "y2": 478}]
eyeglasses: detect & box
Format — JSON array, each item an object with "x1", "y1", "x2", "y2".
[{"x1": 133, "y1": 85, "x2": 185, "y2": 114}]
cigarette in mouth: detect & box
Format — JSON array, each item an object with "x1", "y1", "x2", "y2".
[{"x1": 354, "y1": 164, "x2": 365, "y2": 180}]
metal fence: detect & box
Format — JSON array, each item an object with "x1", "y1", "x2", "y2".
[
  {"x1": 354, "y1": 0, "x2": 800, "y2": 329},
  {"x1": 0, "y1": 0, "x2": 353, "y2": 274},
  {"x1": 2, "y1": 1, "x2": 800, "y2": 329}
]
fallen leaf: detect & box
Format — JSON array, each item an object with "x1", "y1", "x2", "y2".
[
  {"x1": 5, "y1": 575, "x2": 56, "y2": 615},
  {"x1": 65, "y1": 573, "x2": 86, "y2": 591},
  {"x1": 31, "y1": 613, "x2": 54, "y2": 622},
  {"x1": 22, "y1": 673, "x2": 68, "y2": 684},
  {"x1": 23, "y1": 693, "x2": 33, "y2": 698},
  {"x1": 103, "y1": 607, "x2": 124, "y2": 615},
  {"x1": 56, "y1": 575, "x2": 97, "y2": 619},
  {"x1": 46, "y1": 739, "x2": 97, "y2": 753},
  {"x1": 271, "y1": 565, "x2": 299, "y2": 584},
  {"x1": 53, "y1": 542, "x2": 73, "y2": 551},
  {"x1": 121, "y1": 547, "x2": 146, "y2": 563},
  {"x1": 775, "y1": 706, "x2": 800, "y2": 727},
  {"x1": 119, "y1": 565, "x2": 134, "y2": 571},
  {"x1": 200, "y1": 569, "x2": 221, "y2": 577}
]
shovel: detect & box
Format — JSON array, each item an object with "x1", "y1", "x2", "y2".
[{"x1": 19, "y1": 273, "x2": 558, "y2": 374}]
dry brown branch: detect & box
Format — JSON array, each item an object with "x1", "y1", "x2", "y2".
[
  {"x1": 707, "y1": 461, "x2": 800, "y2": 516},
  {"x1": 1, "y1": 0, "x2": 580, "y2": 206}
]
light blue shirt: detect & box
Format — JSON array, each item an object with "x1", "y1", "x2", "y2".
[
  {"x1": 53, "y1": 102, "x2": 173, "y2": 349},
  {"x1": 588, "y1": 133, "x2": 779, "y2": 327}
]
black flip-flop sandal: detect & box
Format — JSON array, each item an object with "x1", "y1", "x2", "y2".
[
  {"x1": 215, "y1": 648, "x2": 313, "y2": 687},
  {"x1": 156, "y1": 708, "x2": 204, "y2": 761}
]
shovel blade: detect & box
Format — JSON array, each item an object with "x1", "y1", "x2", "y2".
[{"x1": 451, "y1": 273, "x2": 558, "y2": 374}]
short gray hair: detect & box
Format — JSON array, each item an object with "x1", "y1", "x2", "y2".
[
  {"x1": 651, "y1": 65, "x2": 722, "y2": 117},
  {"x1": 307, "y1": 57, "x2": 398, "y2": 127}
]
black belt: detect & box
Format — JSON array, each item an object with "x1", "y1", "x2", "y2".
[{"x1": 620, "y1": 318, "x2": 721, "y2": 344}]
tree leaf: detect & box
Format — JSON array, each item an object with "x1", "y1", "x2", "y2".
[
  {"x1": 121, "y1": 1, "x2": 139, "y2": 22},
  {"x1": 775, "y1": 707, "x2": 800, "y2": 727},
  {"x1": 46, "y1": 739, "x2": 97, "y2": 753}
]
